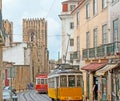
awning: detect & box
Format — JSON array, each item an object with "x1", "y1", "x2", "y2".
[
  {"x1": 96, "y1": 63, "x2": 118, "y2": 76},
  {"x1": 81, "y1": 63, "x2": 106, "y2": 72}
]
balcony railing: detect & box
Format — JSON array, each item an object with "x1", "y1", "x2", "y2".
[
  {"x1": 70, "y1": 51, "x2": 80, "y2": 61},
  {"x1": 82, "y1": 41, "x2": 120, "y2": 59}
]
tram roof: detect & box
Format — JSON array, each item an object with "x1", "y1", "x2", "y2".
[{"x1": 48, "y1": 64, "x2": 82, "y2": 76}]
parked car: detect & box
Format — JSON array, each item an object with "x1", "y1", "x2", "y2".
[
  {"x1": 3, "y1": 90, "x2": 11, "y2": 101},
  {"x1": 3, "y1": 87, "x2": 17, "y2": 101}
]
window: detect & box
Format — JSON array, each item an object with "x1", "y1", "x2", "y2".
[
  {"x1": 102, "y1": 24, "x2": 108, "y2": 44},
  {"x1": 37, "y1": 79, "x2": 40, "y2": 84},
  {"x1": 86, "y1": 2, "x2": 90, "y2": 19},
  {"x1": 77, "y1": 75, "x2": 82, "y2": 87},
  {"x1": 68, "y1": 75, "x2": 75, "y2": 87},
  {"x1": 62, "y1": 4, "x2": 68, "y2": 12},
  {"x1": 70, "y1": 5, "x2": 76, "y2": 11},
  {"x1": 113, "y1": 19, "x2": 118, "y2": 41},
  {"x1": 70, "y1": 22, "x2": 74, "y2": 29},
  {"x1": 70, "y1": 53, "x2": 73, "y2": 60},
  {"x1": 41, "y1": 79, "x2": 44, "y2": 84},
  {"x1": 86, "y1": 31, "x2": 90, "y2": 48},
  {"x1": 76, "y1": 11, "x2": 80, "y2": 27},
  {"x1": 93, "y1": 28, "x2": 98, "y2": 47},
  {"x1": 31, "y1": 32, "x2": 34, "y2": 41},
  {"x1": 93, "y1": 0, "x2": 98, "y2": 15},
  {"x1": 60, "y1": 75, "x2": 67, "y2": 87},
  {"x1": 112, "y1": 0, "x2": 118, "y2": 2},
  {"x1": 102, "y1": 0, "x2": 107, "y2": 9},
  {"x1": 77, "y1": 36, "x2": 80, "y2": 51},
  {"x1": 70, "y1": 39, "x2": 74, "y2": 46},
  {"x1": 48, "y1": 78, "x2": 54, "y2": 88},
  {"x1": 45, "y1": 79, "x2": 47, "y2": 84}
]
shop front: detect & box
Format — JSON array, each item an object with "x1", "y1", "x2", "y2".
[
  {"x1": 112, "y1": 65, "x2": 120, "y2": 101},
  {"x1": 81, "y1": 62, "x2": 106, "y2": 101},
  {"x1": 96, "y1": 63, "x2": 118, "y2": 101}
]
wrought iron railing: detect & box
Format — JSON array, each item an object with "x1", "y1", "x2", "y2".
[{"x1": 82, "y1": 41, "x2": 120, "y2": 59}]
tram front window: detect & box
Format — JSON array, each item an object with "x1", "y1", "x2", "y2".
[
  {"x1": 60, "y1": 75, "x2": 67, "y2": 87},
  {"x1": 41, "y1": 79, "x2": 44, "y2": 84},
  {"x1": 68, "y1": 75, "x2": 75, "y2": 87}
]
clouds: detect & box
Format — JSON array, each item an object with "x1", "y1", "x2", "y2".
[{"x1": 2, "y1": 0, "x2": 63, "y2": 60}]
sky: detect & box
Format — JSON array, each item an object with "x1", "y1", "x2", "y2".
[{"x1": 2, "y1": 0, "x2": 64, "y2": 60}]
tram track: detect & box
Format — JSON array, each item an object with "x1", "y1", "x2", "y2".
[
  {"x1": 39, "y1": 94, "x2": 51, "y2": 101},
  {"x1": 22, "y1": 90, "x2": 36, "y2": 101}
]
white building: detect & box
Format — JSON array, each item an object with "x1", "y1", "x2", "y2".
[
  {"x1": 3, "y1": 42, "x2": 30, "y2": 65},
  {"x1": 59, "y1": 0, "x2": 80, "y2": 64}
]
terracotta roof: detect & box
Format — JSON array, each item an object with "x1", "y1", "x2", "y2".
[{"x1": 81, "y1": 63, "x2": 106, "y2": 72}]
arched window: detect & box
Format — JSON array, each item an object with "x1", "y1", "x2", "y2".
[{"x1": 31, "y1": 32, "x2": 34, "y2": 41}]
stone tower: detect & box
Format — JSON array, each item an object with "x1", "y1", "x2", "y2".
[
  {"x1": 23, "y1": 18, "x2": 49, "y2": 82},
  {"x1": 3, "y1": 20, "x2": 13, "y2": 47}
]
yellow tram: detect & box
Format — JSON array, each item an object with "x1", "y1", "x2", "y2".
[{"x1": 48, "y1": 64, "x2": 83, "y2": 101}]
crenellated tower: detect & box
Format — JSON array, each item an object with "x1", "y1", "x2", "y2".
[{"x1": 23, "y1": 18, "x2": 49, "y2": 82}]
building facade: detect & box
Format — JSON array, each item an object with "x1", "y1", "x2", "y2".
[
  {"x1": 72, "y1": 0, "x2": 120, "y2": 101},
  {"x1": 72, "y1": 0, "x2": 109, "y2": 101},
  {"x1": 23, "y1": 18, "x2": 49, "y2": 82},
  {"x1": 59, "y1": 0, "x2": 80, "y2": 64}
]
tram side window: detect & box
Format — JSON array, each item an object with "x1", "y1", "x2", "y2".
[
  {"x1": 48, "y1": 78, "x2": 54, "y2": 88},
  {"x1": 41, "y1": 79, "x2": 44, "y2": 84},
  {"x1": 60, "y1": 75, "x2": 67, "y2": 87},
  {"x1": 77, "y1": 75, "x2": 82, "y2": 87},
  {"x1": 68, "y1": 75, "x2": 75, "y2": 87},
  {"x1": 45, "y1": 79, "x2": 47, "y2": 84},
  {"x1": 37, "y1": 79, "x2": 40, "y2": 84}
]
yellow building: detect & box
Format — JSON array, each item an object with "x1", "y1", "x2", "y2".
[{"x1": 72, "y1": 0, "x2": 109, "y2": 100}]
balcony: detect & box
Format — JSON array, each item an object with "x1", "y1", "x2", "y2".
[
  {"x1": 70, "y1": 51, "x2": 80, "y2": 62},
  {"x1": 82, "y1": 41, "x2": 120, "y2": 59}
]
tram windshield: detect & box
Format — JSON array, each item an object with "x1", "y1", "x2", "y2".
[
  {"x1": 41, "y1": 79, "x2": 44, "y2": 84},
  {"x1": 68, "y1": 75, "x2": 75, "y2": 87},
  {"x1": 60, "y1": 75, "x2": 67, "y2": 87}
]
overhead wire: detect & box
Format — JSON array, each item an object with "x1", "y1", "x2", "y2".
[{"x1": 45, "y1": 0, "x2": 56, "y2": 19}]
